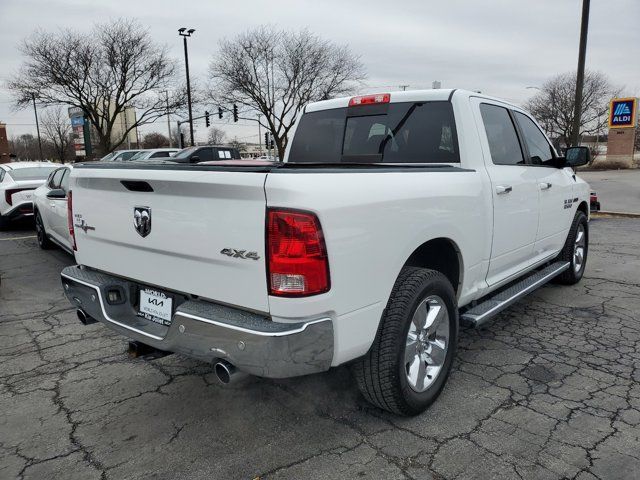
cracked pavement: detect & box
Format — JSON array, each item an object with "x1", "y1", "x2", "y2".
[{"x1": 1, "y1": 218, "x2": 639, "y2": 480}]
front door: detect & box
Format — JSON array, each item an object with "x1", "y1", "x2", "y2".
[
  {"x1": 512, "y1": 111, "x2": 575, "y2": 260},
  {"x1": 473, "y1": 99, "x2": 540, "y2": 286}
]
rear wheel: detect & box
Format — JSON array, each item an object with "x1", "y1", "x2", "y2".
[
  {"x1": 555, "y1": 210, "x2": 588, "y2": 284},
  {"x1": 352, "y1": 267, "x2": 458, "y2": 416},
  {"x1": 35, "y1": 211, "x2": 53, "y2": 249}
]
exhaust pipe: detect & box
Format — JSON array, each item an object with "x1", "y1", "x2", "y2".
[
  {"x1": 214, "y1": 360, "x2": 248, "y2": 385},
  {"x1": 77, "y1": 309, "x2": 97, "y2": 325}
]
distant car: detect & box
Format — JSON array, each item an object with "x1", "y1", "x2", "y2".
[
  {"x1": 100, "y1": 150, "x2": 142, "y2": 162},
  {"x1": 590, "y1": 191, "x2": 600, "y2": 212},
  {"x1": 170, "y1": 146, "x2": 242, "y2": 163},
  {"x1": 129, "y1": 149, "x2": 179, "y2": 161},
  {"x1": 0, "y1": 162, "x2": 57, "y2": 228},
  {"x1": 33, "y1": 165, "x2": 74, "y2": 253}
]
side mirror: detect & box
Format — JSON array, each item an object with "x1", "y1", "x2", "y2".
[
  {"x1": 47, "y1": 188, "x2": 66, "y2": 199},
  {"x1": 564, "y1": 146, "x2": 590, "y2": 168},
  {"x1": 190, "y1": 155, "x2": 200, "y2": 163}
]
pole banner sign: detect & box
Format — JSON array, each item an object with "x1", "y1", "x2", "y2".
[{"x1": 608, "y1": 97, "x2": 637, "y2": 128}]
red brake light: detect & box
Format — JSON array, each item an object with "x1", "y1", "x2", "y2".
[
  {"x1": 349, "y1": 93, "x2": 391, "y2": 107},
  {"x1": 4, "y1": 188, "x2": 32, "y2": 206},
  {"x1": 67, "y1": 190, "x2": 76, "y2": 251},
  {"x1": 267, "y1": 208, "x2": 330, "y2": 296}
]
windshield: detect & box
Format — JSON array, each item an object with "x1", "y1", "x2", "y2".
[
  {"x1": 100, "y1": 152, "x2": 118, "y2": 161},
  {"x1": 7, "y1": 166, "x2": 57, "y2": 181},
  {"x1": 288, "y1": 101, "x2": 459, "y2": 164},
  {"x1": 129, "y1": 151, "x2": 148, "y2": 161},
  {"x1": 173, "y1": 147, "x2": 198, "y2": 159}
]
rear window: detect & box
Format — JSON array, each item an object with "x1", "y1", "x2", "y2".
[
  {"x1": 289, "y1": 101, "x2": 459, "y2": 163},
  {"x1": 7, "y1": 166, "x2": 57, "y2": 181}
]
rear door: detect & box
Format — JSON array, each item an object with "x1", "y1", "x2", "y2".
[
  {"x1": 513, "y1": 111, "x2": 575, "y2": 259},
  {"x1": 71, "y1": 166, "x2": 270, "y2": 312},
  {"x1": 473, "y1": 99, "x2": 540, "y2": 286}
]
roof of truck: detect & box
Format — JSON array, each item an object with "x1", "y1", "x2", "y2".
[{"x1": 305, "y1": 88, "x2": 519, "y2": 113}]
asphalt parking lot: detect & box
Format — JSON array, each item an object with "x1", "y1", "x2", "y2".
[
  {"x1": 579, "y1": 169, "x2": 640, "y2": 214},
  {"x1": 1, "y1": 218, "x2": 639, "y2": 480}
]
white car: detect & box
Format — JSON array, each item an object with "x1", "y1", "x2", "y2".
[
  {"x1": 99, "y1": 150, "x2": 142, "y2": 162},
  {"x1": 0, "y1": 162, "x2": 57, "y2": 229},
  {"x1": 33, "y1": 164, "x2": 75, "y2": 254},
  {"x1": 61, "y1": 89, "x2": 591, "y2": 415},
  {"x1": 129, "y1": 149, "x2": 179, "y2": 161}
]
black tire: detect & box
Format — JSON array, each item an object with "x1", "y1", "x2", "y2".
[
  {"x1": 554, "y1": 210, "x2": 588, "y2": 285},
  {"x1": 352, "y1": 267, "x2": 458, "y2": 416},
  {"x1": 35, "y1": 211, "x2": 53, "y2": 249}
]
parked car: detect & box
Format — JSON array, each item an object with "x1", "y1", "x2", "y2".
[
  {"x1": 33, "y1": 164, "x2": 74, "y2": 253},
  {"x1": 129, "y1": 149, "x2": 180, "y2": 161},
  {"x1": 590, "y1": 191, "x2": 601, "y2": 212},
  {"x1": 0, "y1": 162, "x2": 57, "y2": 228},
  {"x1": 170, "y1": 146, "x2": 242, "y2": 163},
  {"x1": 60, "y1": 89, "x2": 591, "y2": 415},
  {"x1": 99, "y1": 150, "x2": 142, "y2": 162}
]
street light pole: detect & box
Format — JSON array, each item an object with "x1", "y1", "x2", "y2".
[
  {"x1": 570, "y1": 0, "x2": 590, "y2": 147},
  {"x1": 178, "y1": 27, "x2": 196, "y2": 146},
  {"x1": 162, "y1": 90, "x2": 172, "y2": 147},
  {"x1": 32, "y1": 93, "x2": 43, "y2": 160}
]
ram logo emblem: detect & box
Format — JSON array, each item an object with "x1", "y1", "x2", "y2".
[{"x1": 133, "y1": 206, "x2": 152, "y2": 237}]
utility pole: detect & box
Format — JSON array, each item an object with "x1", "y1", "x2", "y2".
[
  {"x1": 164, "y1": 90, "x2": 172, "y2": 147},
  {"x1": 32, "y1": 93, "x2": 43, "y2": 160},
  {"x1": 178, "y1": 28, "x2": 196, "y2": 146},
  {"x1": 570, "y1": 0, "x2": 590, "y2": 147}
]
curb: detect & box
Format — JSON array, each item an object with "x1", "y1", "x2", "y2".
[{"x1": 591, "y1": 211, "x2": 640, "y2": 219}]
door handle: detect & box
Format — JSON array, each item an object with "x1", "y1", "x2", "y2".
[
  {"x1": 539, "y1": 182, "x2": 552, "y2": 190},
  {"x1": 496, "y1": 185, "x2": 513, "y2": 195}
]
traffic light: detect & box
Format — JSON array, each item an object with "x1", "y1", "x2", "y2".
[
  {"x1": 233, "y1": 104, "x2": 238, "y2": 122},
  {"x1": 205, "y1": 111, "x2": 210, "y2": 128},
  {"x1": 218, "y1": 107, "x2": 223, "y2": 119},
  {"x1": 264, "y1": 132, "x2": 269, "y2": 149},
  {"x1": 271, "y1": 139, "x2": 275, "y2": 149}
]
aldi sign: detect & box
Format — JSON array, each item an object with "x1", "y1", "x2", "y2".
[{"x1": 608, "y1": 98, "x2": 637, "y2": 128}]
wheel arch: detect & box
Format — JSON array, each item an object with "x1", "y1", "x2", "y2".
[
  {"x1": 577, "y1": 201, "x2": 589, "y2": 217},
  {"x1": 403, "y1": 237, "x2": 463, "y2": 297}
]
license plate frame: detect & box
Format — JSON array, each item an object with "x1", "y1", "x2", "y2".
[{"x1": 137, "y1": 287, "x2": 173, "y2": 326}]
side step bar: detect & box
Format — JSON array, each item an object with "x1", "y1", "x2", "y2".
[{"x1": 461, "y1": 261, "x2": 570, "y2": 329}]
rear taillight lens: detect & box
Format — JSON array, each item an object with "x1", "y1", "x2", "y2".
[
  {"x1": 267, "y1": 208, "x2": 330, "y2": 296},
  {"x1": 4, "y1": 188, "x2": 32, "y2": 206},
  {"x1": 67, "y1": 190, "x2": 76, "y2": 251}
]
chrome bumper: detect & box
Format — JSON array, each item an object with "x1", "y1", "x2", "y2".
[{"x1": 60, "y1": 265, "x2": 333, "y2": 378}]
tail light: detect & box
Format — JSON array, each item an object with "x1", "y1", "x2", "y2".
[
  {"x1": 267, "y1": 208, "x2": 330, "y2": 296},
  {"x1": 349, "y1": 93, "x2": 390, "y2": 107},
  {"x1": 4, "y1": 188, "x2": 32, "y2": 206},
  {"x1": 67, "y1": 190, "x2": 77, "y2": 251}
]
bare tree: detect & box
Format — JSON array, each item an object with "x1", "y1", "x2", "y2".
[
  {"x1": 228, "y1": 136, "x2": 247, "y2": 154},
  {"x1": 41, "y1": 106, "x2": 72, "y2": 163},
  {"x1": 8, "y1": 19, "x2": 186, "y2": 156},
  {"x1": 525, "y1": 71, "x2": 620, "y2": 152},
  {"x1": 142, "y1": 132, "x2": 169, "y2": 149},
  {"x1": 209, "y1": 26, "x2": 365, "y2": 159},
  {"x1": 207, "y1": 127, "x2": 226, "y2": 145}
]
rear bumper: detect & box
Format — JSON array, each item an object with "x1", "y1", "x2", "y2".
[
  {"x1": 1, "y1": 202, "x2": 34, "y2": 222},
  {"x1": 60, "y1": 265, "x2": 333, "y2": 378}
]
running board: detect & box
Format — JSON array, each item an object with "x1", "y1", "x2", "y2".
[{"x1": 461, "y1": 261, "x2": 570, "y2": 329}]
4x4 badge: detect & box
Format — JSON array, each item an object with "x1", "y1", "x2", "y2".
[{"x1": 220, "y1": 248, "x2": 260, "y2": 260}]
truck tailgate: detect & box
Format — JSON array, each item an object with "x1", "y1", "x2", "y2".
[{"x1": 71, "y1": 167, "x2": 269, "y2": 312}]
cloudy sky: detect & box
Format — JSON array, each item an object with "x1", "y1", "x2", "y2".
[{"x1": 1, "y1": 0, "x2": 638, "y2": 145}]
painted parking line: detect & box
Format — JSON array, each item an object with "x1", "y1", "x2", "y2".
[{"x1": 0, "y1": 235, "x2": 37, "y2": 241}]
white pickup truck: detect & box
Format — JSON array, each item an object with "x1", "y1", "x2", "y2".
[{"x1": 61, "y1": 89, "x2": 591, "y2": 415}]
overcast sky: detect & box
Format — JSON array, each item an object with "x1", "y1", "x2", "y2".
[{"x1": 1, "y1": 0, "x2": 638, "y2": 145}]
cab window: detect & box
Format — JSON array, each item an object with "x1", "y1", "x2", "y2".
[
  {"x1": 479, "y1": 104, "x2": 525, "y2": 166},
  {"x1": 514, "y1": 112, "x2": 554, "y2": 165}
]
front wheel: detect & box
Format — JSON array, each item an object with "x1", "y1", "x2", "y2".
[
  {"x1": 35, "y1": 211, "x2": 53, "y2": 249},
  {"x1": 352, "y1": 267, "x2": 458, "y2": 416},
  {"x1": 554, "y1": 210, "x2": 588, "y2": 285}
]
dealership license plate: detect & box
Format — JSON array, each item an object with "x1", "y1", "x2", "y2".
[{"x1": 137, "y1": 288, "x2": 173, "y2": 326}]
